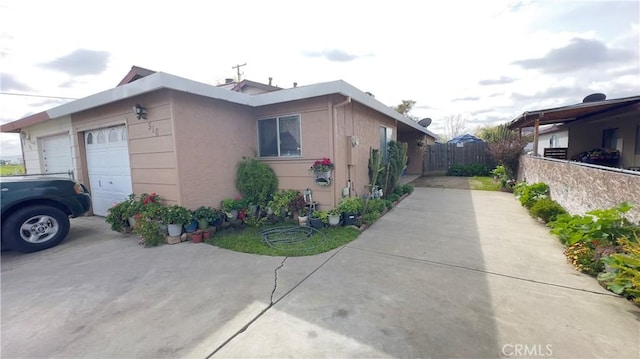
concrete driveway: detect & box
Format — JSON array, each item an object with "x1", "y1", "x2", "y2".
[{"x1": 2, "y1": 188, "x2": 639, "y2": 358}]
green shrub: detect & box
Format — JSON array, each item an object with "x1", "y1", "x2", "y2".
[
  {"x1": 365, "y1": 198, "x2": 386, "y2": 215},
  {"x1": 549, "y1": 202, "x2": 639, "y2": 247},
  {"x1": 598, "y1": 236, "x2": 640, "y2": 303},
  {"x1": 235, "y1": 157, "x2": 278, "y2": 206},
  {"x1": 491, "y1": 165, "x2": 515, "y2": 188},
  {"x1": 338, "y1": 197, "x2": 364, "y2": 214},
  {"x1": 400, "y1": 184, "x2": 414, "y2": 195},
  {"x1": 446, "y1": 164, "x2": 491, "y2": 177},
  {"x1": 268, "y1": 190, "x2": 299, "y2": 217},
  {"x1": 384, "y1": 200, "x2": 394, "y2": 210},
  {"x1": 565, "y1": 242, "x2": 602, "y2": 275},
  {"x1": 363, "y1": 212, "x2": 381, "y2": 225},
  {"x1": 387, "y1": 193, "x2": 400, "y2": 203},
  {"x1": 530, "y1": 198, "x2": 567, "y2": 223},
  {"x1": 516, "y1": 182, "x2": 549, "y2": 209}
]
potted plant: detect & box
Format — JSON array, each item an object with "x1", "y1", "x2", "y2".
[
  {"x1": 298, "y1": 207, "x2": 310, "y2": 226},
  {"x1": 162, "y1": 205, "x2": 192, "y2": 236},
  {"x1": 310, "y1": 210, "x2": 327, "y2": 229},
  {"x1": 268, "y1": 190, "x2": 298, "y2": 218},
  {"x1": 194, "y1": 206, "x2": 219, "y2": 230},
  {"x1": 190, "y1": 230, "x2": 204, "y2": 243},
  {"x1": 327, "y1": 208, "x2": 341, "y2": 226},
  {"x1": 106, "y1": 198, "x2": 133, "y2": 232},
  {"x1": 221, "y1": 197, "x2": 246, "y2": 219},
  {"x1": 338, "y1": 197, "x2": 363, "y2": 226},
  {"x1": 309, "y1": 157, "x2": 334, "y2": 186},
  {"x1": 288, "y1": 192, "x2": 307, "y2": 220}
]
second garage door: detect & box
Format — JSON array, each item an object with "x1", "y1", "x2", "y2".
[{"x1": 40, "y1": 134, "x2": 73, "y2": 175}]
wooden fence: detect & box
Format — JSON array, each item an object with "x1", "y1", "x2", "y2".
[{"x1": 422, "y1": 142, "x2": 492, "y2": 175}]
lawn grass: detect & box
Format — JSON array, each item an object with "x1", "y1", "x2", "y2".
[
  {"x1": 0, "y1": 164, "x2": 25, "y2": 176},
  {"x1": 470, "y1": 176, "x2": 501, "y2": 191},
  {"x1": 207, "y1": 223, "x2": 361, "y2": 256}
]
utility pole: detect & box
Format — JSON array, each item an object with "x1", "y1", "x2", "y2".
[{"x1": 232, "y1": 63, "x2": 247, "y2": 82}]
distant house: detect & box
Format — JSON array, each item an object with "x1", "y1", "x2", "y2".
[
  {"x1": 0, "y1": 66, "x2": 436, "y2": 216},
  {"x1": 447, "y1": 134, "x2": 484, "y2": 145},
  {"x1": 509, "y1": 94, "x2": 640, "y2": 168},
  {"x1": 535, "y1": 124, "x2": 568, "y2": 157}
]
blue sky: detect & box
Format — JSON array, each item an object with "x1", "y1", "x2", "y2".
[{"x1": 1, "y1": 0, "x2": 638, "y2": 157}]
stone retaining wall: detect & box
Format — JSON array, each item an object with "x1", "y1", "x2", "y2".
[{"x1": 518, "y1": 155, "x2": 640, "y2": 224}]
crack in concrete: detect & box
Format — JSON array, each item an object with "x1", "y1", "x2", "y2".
[
  {"x1": 206, "y1": 248, "x2": 345, "y2": 358},
  {"x1": 270, "y1": 257, "x2": 288, "y2": 305}
]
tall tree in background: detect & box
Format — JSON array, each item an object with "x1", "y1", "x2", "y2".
[
  {"x1": 476, "y1": 123, "x2": 529, "y2": 176},
  {"x1": 440, "y1": 114, "x2": 468, "y2": 141},
  {"x1": 394, "y1": 100, "x2": 417, "y2": 120}
]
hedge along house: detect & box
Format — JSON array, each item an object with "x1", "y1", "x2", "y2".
[{"x1": 1, "y1": 67, "x2": 437, "y2": 216}]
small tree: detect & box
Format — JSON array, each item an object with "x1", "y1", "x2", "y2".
[
  {"x1": 235, "y1": 157, "x2": 278, "y2": 206},
  {"x1": 394, "y1": 100, "x2": 416, "y2": 118},
  {"x1": 478, "y1": 123, "x2": 529, "y2": 175}
]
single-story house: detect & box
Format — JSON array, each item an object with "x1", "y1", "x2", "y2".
[
  {"x1": 509, "y1": 94, "x2": 640, "y2": 168},
  {"x1": 1, "y1": 66, "x2": 437, "y2": 216},
  {"x1": 534, "y1": 124, "x2": 568, "y2": 157},
  {"x1": 508, "y1": 94, "x2": 640, "y2": 223},
  {"x1": 447, "y1": 133, "x2": 484, "y2": 145}
]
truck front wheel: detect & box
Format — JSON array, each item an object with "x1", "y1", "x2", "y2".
[{"x1": 2, "y1": 205, "x2": 70, "y2": 252}]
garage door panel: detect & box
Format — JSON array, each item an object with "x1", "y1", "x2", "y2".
[
  {"x1": 85, "y1": 126, "x2": 133, "y2": 216},
  {"x1": 41, "y1": 134, "x2": 73, "y2": 174}
]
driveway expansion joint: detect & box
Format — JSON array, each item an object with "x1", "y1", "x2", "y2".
[{"x1": 346, "y1": 245, "x2": 618, "y2": 297}]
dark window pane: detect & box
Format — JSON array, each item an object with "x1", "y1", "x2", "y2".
[{"x1": 258, "y1": 118, "x2": 278, "y2": 157}]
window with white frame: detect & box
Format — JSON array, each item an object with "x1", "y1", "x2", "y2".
[{"x1": 258, "y1": 115, "x2": 301, "y2": 157}]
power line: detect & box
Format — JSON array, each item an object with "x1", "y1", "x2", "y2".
[{"x1": 0, "y1": 92, "x2": 78, "y2": 100}]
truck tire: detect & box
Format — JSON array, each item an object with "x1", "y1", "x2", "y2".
[{"x1": 2, "y1": 205, "x2": 70, "y2": 253}]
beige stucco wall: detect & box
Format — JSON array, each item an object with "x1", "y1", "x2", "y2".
[
  {"x1": 20, "y1": 116, "x2": 73, "y2": 176},
  {"x1": 399, "y1": 128, "x2": 430, "y2": 175},
  {"x1": 72, "y1": 90, "x2": 179, "y2": 204},
  {"x1": 339, "y1": 101, "x2": 397, "y2": 203},
  {"x1": 255, "y1": 96, "x2": 335, "y2": 208},
  {"x1": 171, "y1": 91, "x2": 255, "y2": 210},
  {"x1": 567, "y1": 112, "x2": 639, "y2": 168},
  {"x1": 518, "y1": 155, "x2": 640, "y2": 224}
]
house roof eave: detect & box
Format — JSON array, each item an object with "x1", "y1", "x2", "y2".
[
  {"x1": 2, "y1": 72, "x2": 437, "y2": 139},
  {"x1": 508, "y1": 95, "x2": 640, "y2": 129}
]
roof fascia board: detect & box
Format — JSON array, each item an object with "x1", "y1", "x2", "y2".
[
  {"x1": 250, "y1": 80, "x2": 437, "y2": 138},
  {"x1": 14, "y1": 72, "x2": 436, "y2": 138},
  {"x1": 47, "y1": 72, "x2": 251, "y2": 119}
]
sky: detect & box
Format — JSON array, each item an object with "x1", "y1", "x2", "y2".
[{"x1": 1, "y1": 0, "x2": 639, "y2": 158}]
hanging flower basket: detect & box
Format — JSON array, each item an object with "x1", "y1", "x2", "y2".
[{"x1": 310, "y1": 158, "x2": 334, "y2": 186}]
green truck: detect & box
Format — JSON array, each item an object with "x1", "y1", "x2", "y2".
[{"x1": 1, "y1": 176, "x2": 91, "y2": 252}]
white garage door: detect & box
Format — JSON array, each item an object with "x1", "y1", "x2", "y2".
[
  {"x1": 41, "y1": 134, "x2": 73, "y2": 174},
  {"x1": 85, "y1": 126, "x2": 133, "y2": 216}
]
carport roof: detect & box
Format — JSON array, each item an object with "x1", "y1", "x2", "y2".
[
  {"x1": 1, "y1": 71, "x2": 437, "y2": 138},
  {"x1": 507, "y1": 95, "x2": 640, "y2": 129}
]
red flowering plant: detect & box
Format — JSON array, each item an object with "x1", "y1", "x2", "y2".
[{"x1": 310, "y1": 158, "x2": 334, "y2": 174}]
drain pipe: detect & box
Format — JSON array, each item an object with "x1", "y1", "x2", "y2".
[{"x1": 333, "y1": 96, "x2": 351, "y2": 204}]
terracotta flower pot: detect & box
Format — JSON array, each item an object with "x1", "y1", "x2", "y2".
[
  {"x1": 202, "y1": 230, "x2": 211, "y2": 240},
  {"x1": 191, "y1": 231, "x2": 204, "y2": 243}
]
